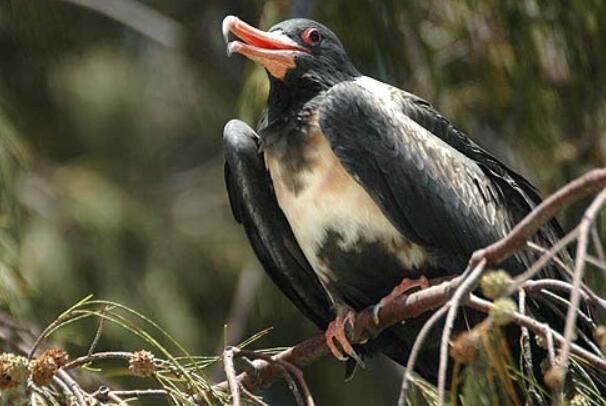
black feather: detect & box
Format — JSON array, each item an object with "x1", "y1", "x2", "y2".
[{"x1": 223, "y1": 119, "x2": 332, "y2": 328}]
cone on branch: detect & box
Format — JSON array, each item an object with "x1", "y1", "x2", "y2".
[
  {"x1": 43, "y1": 348, "x2": 69, "y2": 368},
  {"x1": 0, "y1": 353, "x2": 30, "y2": 390},
  {"x1": 480, "y1": 270, "x2": 512, "y2": 299},
  {"x1": 490, "y1": 298, "x2": 517, "y2": 326},
  {"x1": 451, "y1": 329, "x2": 482, "y2": 364},
  {"x1": 544, "y1": 366, "x2": 565, "y2": 390},
  {"x1": 129, "y1": 350, "x2": 156, "y2": 377},
  {"x1": 31, "y1": 354, "x2": 58, "y2": 387},
  {"x1": 31, "y1": 348, "x2": 70, "y2": 387}
]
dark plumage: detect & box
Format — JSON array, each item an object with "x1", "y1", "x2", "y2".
[{"x1": 222, "y1": 16, "x2": 600, "y2": 384}]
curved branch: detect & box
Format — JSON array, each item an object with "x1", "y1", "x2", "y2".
[
  {"x1": 213, "y1": 168, "x2": 606, "y2": 399},
  {"x1": 437, "y1": 259, "x2": 486, "y2": 405},
  {"x1": 214, "y1": 276, "x2": 462, "y2": 392},
  {"x1": 476, "y1": 167, "x2": 606, "y2": 265},
  {"x1": 559, "y1": 187, "x2": 606, "y2": 384}
]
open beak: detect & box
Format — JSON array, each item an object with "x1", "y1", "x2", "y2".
[{"x1": 222, "y1": 15, "x2": 307, "y2": 79}]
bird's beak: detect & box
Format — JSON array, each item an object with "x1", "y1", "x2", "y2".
[{"x1": 222, "y1": 15, "x2": 307, "y2": 80}]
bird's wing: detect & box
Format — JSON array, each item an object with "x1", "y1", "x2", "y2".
[
  {"x1": 392, "y1": 89, "x2": 600, "y2": 350},
  {"x1": 223, "y1": 120, "x2": 332, "y2": 329},
  {"x1": 395, "y1": 88, "x2": 567, "y2": 264},
  {"x1": 318, "y1": 80, "x2": 562, "y2": 274}
]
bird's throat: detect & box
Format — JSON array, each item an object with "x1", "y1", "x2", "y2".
[{"x1": 264, "y1": 76, "x2": 325, "y2": 128}]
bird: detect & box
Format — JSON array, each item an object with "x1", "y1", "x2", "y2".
[{"x1": 221, "y1": 15, "x2": 600, "y2": 384}]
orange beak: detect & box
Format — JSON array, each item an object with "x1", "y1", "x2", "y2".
[{"x1": 222, "y1": 16, "x2": 308, "y2": 79}]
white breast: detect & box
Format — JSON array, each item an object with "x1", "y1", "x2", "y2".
[{"x1": 265, "y1": 121, "x2": 427, "y2": 287}]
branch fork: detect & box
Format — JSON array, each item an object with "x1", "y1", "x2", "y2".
[{"x1": 215, "y1": 168, "x2": 606, "y2": 406}]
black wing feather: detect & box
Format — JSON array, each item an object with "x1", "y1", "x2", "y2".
[
  {"x1": 223, "y1": 119, "x2": 332, "y2": 329},
  {"x1": 320, "y1": 83, "x2": 515, "y2": 272},
  {"x1": 317, "y1": 81, "x2": 600, "y2": 371},
  {"x1": 397, "y1": 92, "x2": 567, "y2": 268}
]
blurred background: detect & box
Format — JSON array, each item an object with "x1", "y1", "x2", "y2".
[{"x1": 0, "y1": 0, "x2": 605, "y2": 404}]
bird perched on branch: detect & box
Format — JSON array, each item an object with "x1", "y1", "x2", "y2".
[{"x1": 221, "y1": 16, "x2": 599, "y2": 384}]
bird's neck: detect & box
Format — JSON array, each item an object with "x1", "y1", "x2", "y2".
[{"x1": 264, "y1": 77, "x2": 325, "y2": 128}]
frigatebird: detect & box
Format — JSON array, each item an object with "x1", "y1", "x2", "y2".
[{"x1": 221, "y1": 16, "x2": 599, "y2": 382}]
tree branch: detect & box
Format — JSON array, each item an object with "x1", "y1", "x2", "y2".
[
  {"x1": 213, "y1": 167, "x2": 606, "y2": 399},
  {"x1": 214, "y1": 276, "x2": 463, "y2": 392},
  {"x1": 558, "y1": 187, "x2": 606, "y2": 389},
  {"x1": 474, "y1": 167, "x2": 606, "y2": 265}
]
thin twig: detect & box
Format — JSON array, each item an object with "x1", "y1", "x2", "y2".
[
  {"x1": 30, "y1": 385, "x2": 56, "y2": 405},
  {"x1": 524, "y1": 277, "x2": 606, "y2": 313},
  {"x1": 437, "y1": 259, "x2": 486, "y2": 406},
  {"x1": 545, "y1": 326, "x2": 556, "y2": 367},
  {"x1": 477, "y1": 168, "x2": 606, "y2": 265},
  {"x1": 64, "y1": 351, "x2": 133, "y2": 370},
  {"x1": 238, "y1": 349, "x2": 315, "y2": 406},
  {"x1": 397, "y1": 305, "x2": 450, "y2": 406},
  {"x1": 29, "y1": 317, "x2": 69, "y2": 360},
  {"x1": 467, "y1": 295, "x2": 606, "y2": 370},
  {"x1": 224, "y1": 347, "x2": 241, "y2": 406},
  {"x1": 108, "y1": 389, "x2": 169, "y2": 399},
  {"x1": 213, "y1": 264, "x2": 262, "y2": 380},
  {"x1": 56, "y1": 370, "x2": 88, "y2": 406},
  {"x1": 523, "y1": 279, "x2": 586, "y2": 298},
  {"x1": 241, "y1": 386, "x2": 270, "y2": 406},
  {"x1": 536, "y1": 289, "x2": 595, "y2": 328},
  {"x1": 87, "y1": 313, "x2": 106, "y2": 357},
  {"x1": 591, "y1": 226, "x2": 606, "y2": 264},
  {"x1": 559, "y1": 188, "x2": 606, "y2": 381},
  {"x1": 518, "y1": 290, "x2": 534, "y2": 378},
  {"x1": 586, "y1": 255, "x2": 606, "y2": 273},
  {"x1": 510, "y1": 227, "x2": 580, "y2": 291},
  {"x1": 108, "y1": 391, "x2": 128, "y2": 406},
  {"x1": 526, "y1": 241, "x2": 575, "y2": 279},
  {"x1": 52, "y1": 374, "x2": 84, "y2": 406}
]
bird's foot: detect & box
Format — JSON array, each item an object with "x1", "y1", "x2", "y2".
[
  {"x1": 372, "y1": 276, "x2": 429, "y2": 324},
  {"x1": 325, "y1": 309, "x2": 363, "y2": 365}
]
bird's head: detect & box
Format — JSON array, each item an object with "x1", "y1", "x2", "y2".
[{"x1": 223, "y1": 16, "x2": 358, "y2": 90}]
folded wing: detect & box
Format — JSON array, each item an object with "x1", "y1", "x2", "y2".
[{"x1": 223, "y1": 119, "x2": 332, "y2": 329}]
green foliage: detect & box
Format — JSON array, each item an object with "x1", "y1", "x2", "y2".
[
  {"x1": 0, "y1": 102, "x2": 29, "y2": 316},
  {"x1": 0, "y1": 0, "x2": 605, "y2": 404}
]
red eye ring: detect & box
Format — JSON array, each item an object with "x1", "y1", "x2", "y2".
[{"x1": 301, "y1": 28, "x2": 322, "y2": 45}]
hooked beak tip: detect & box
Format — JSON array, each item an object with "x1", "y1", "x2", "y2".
[{"x1": 222, "y1": 15, "x2": 238, "y2": 45}]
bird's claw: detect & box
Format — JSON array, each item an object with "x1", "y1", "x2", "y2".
[
  {"x1": 372, "y1": 276, "x2": 430, "y2": 325},
  {"x1": 325, "y1": 310, "x2": 364, "y2": 366},
  {"x1": 371, "y1": 304, "x2": 382, "y2": 326}
]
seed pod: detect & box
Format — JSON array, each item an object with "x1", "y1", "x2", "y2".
[
  {"x1": 490, "y1": 298, "x2": 517, "y2": 326},
  {"x1": 129, "y1": 350, "x2": 156, "y2": 377},
  {"x1": 43, "y1": 348, "x2": 69, "y2": 368},
  {"x1": 0, "y1": 353, "x2": 30, "y2": 389},
  {"x1": 31, "y1": 354, "x2": 58, "y2": 387},
  {"x1": 450, "y1": 330, "x2": 482, "y2": 364},
  {"x1": 480, "y1": 270, "x2": 512, "y2": 299},
  {"x1": 544, "y1": 367, "x2": 565, "y2": 389}
]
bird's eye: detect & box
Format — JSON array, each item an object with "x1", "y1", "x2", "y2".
[{"x1": 301, "y1": 28, "x2": 322, "y2": 46}]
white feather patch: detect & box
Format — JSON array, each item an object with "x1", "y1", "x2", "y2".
[{"x1": 265, "y1": 119, "x2": 427, "y2": 287}]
